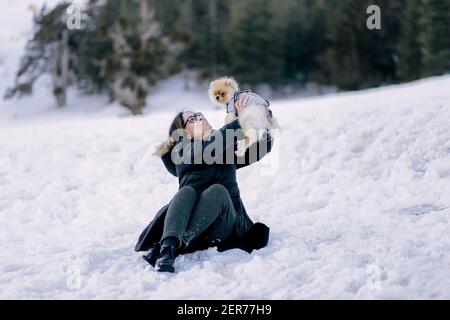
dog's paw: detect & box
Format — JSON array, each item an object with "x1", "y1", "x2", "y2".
[
  {"x1": 235, "y1": 140, "x2": 247, "y2": 157},
  {"x1": 235, "y1": 149, "x2": 246, "y2": 157}
]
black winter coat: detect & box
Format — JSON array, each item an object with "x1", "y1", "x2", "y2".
[{"x1": 135, "y1": 120, "x2": 274, "y2": 255}]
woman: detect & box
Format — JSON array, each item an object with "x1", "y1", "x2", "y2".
[{"x1": 135, "y1": 97, "x2": 274, "y2": 273}]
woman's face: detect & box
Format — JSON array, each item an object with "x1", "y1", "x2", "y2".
[{"x1": 183, "y1": 111, "x2": 212, "y2": 139}]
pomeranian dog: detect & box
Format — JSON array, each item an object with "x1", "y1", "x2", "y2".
[{"x1": 208, "y1": 77, "x2": 278, "y2": 156}]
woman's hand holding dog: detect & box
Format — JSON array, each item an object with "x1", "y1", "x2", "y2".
[{"x1": 235, "y1": 96, "x2": 250, "y2": 115}]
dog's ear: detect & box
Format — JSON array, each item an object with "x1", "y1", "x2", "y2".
[{"x1": 225, "y1": 78, "x2": 238, "y2": 90}]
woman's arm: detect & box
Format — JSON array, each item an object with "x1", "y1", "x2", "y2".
[
  {"x1": 215, "y1": 119, "x2": 242, "y2": 156},
  {"x1": 159, "y1": 120, "x2": 240, "y2": 172},
  {"x1": 162, "y1": 121, "x2": 272, "y2": 170},
  {"x1": 161, "y1": 152, "x2": 177, "y2": 177},
  {"x1": 236, "y1": 129, "x2": 274, "y2": 169}
]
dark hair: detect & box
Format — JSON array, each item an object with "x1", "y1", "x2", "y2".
[
  {"x1": 154, "y1": 111, "x2": 187, "y2": 157},
  {"x1": 169, "y1": 111, "x2": 186, "y2": 136}
]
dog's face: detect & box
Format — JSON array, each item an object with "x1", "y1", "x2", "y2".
[{"x1": 208, "y1": 78, "x2": 239, "y2": 106}]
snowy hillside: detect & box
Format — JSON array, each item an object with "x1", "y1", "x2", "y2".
[{"x1": 0, "y1": 75, "x2": 449, "y2": 299}]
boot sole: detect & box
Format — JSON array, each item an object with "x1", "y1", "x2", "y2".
[{"x1": 156, "y1": 264, "x2": 175, "y2": 273}]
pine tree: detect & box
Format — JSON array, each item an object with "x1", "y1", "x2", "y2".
[
  {"x1": 397, "y1": 0, "x2": 422, "y2": 82},
  {"x1": 421, "y1": 0, "x2": 450, "y2": 76},
  {"x1": 225, "y1": 0, "x2": 284, "y2": 87},
  {"x1": 322, "y1": 0, "x2": 366, "y2": 90},
  {"x1": 81, "y1": 0, "x2": 181, "y2": 114},
  {"x1": 283, "y1": 0, "x2": 330, "y2": 85},
  {"x1": 175, "y1": 0, "x2": 231, "y2": 80},
  {"x1": 323, "y1": 0, "x2": 404, "y2": 90},
  {"x1": 280, "y1": 0, "x2": 306, "y2": 84},
  {"x1": 5, "y1": 3, "x2": 81, "y2": 107},
  {"x1": 9, "y1": 0, "x2": 446, "y2": 109}
]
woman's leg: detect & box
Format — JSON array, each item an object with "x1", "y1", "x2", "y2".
[
  {"x1": 155, "y1": 184, "x2": 235, "y2": 273},
  {"x1": 182, "y1": 184, "x2": 236, "y2": 248},
  {"x1": 160, "y1": 186, "x2": 198, "y2": 246},
  {"x1": 154, "y1": 186, "x2": 198, "y2": 272}
]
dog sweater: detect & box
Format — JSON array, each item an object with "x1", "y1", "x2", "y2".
[{"x1": 226, "y1": 90, "x2": 271, "y2": 117}]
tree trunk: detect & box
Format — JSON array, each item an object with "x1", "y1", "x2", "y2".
[{"x1": 52, "y1": 30, "x2": 69, "y2": 107}]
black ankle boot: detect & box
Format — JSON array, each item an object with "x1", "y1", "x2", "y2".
[
  {"x1": 155, "y1": 237, "x2": 179, "y2": 273},
  {"x1": 142, "y1": 243, "x2": 160, "y2": 267},
  {"x1": 155, "y1": 244, "x2": 177, "y2": 273}
]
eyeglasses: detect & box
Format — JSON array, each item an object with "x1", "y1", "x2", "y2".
[{"x1": 184, "y1": 112, "x2": 204, "y2": 126}]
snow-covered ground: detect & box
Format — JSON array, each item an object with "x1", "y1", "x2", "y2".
[
  {"x1": 0, "y1": 0, "x2": 449, "y2": 300},
  {"x1": 0, "y1": 74, "x2": 449, "y2": 299}
]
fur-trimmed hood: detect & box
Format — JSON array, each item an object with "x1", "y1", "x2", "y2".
[{"x1": 153, "y1": 137, "x2": 176, "y2": 157}]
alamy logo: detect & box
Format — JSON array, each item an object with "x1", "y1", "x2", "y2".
[
  {"x1": 366, "y1": 5, "x2": 381, "y2": 30},
  {"x1": 366, "y1": 264, "x2": 382, "y2": 290},
  {"x1": 66, "y1": 5, "x2": 82, "y2": 30}
]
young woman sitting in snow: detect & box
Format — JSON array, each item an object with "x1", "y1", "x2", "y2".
[{"x1": 134, "y1": 96, "x2": 274, "y2": 273}]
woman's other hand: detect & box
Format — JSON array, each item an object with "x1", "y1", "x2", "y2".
[{"x1": 235, "y1": 96, "x2": 249, "y2": 115}]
